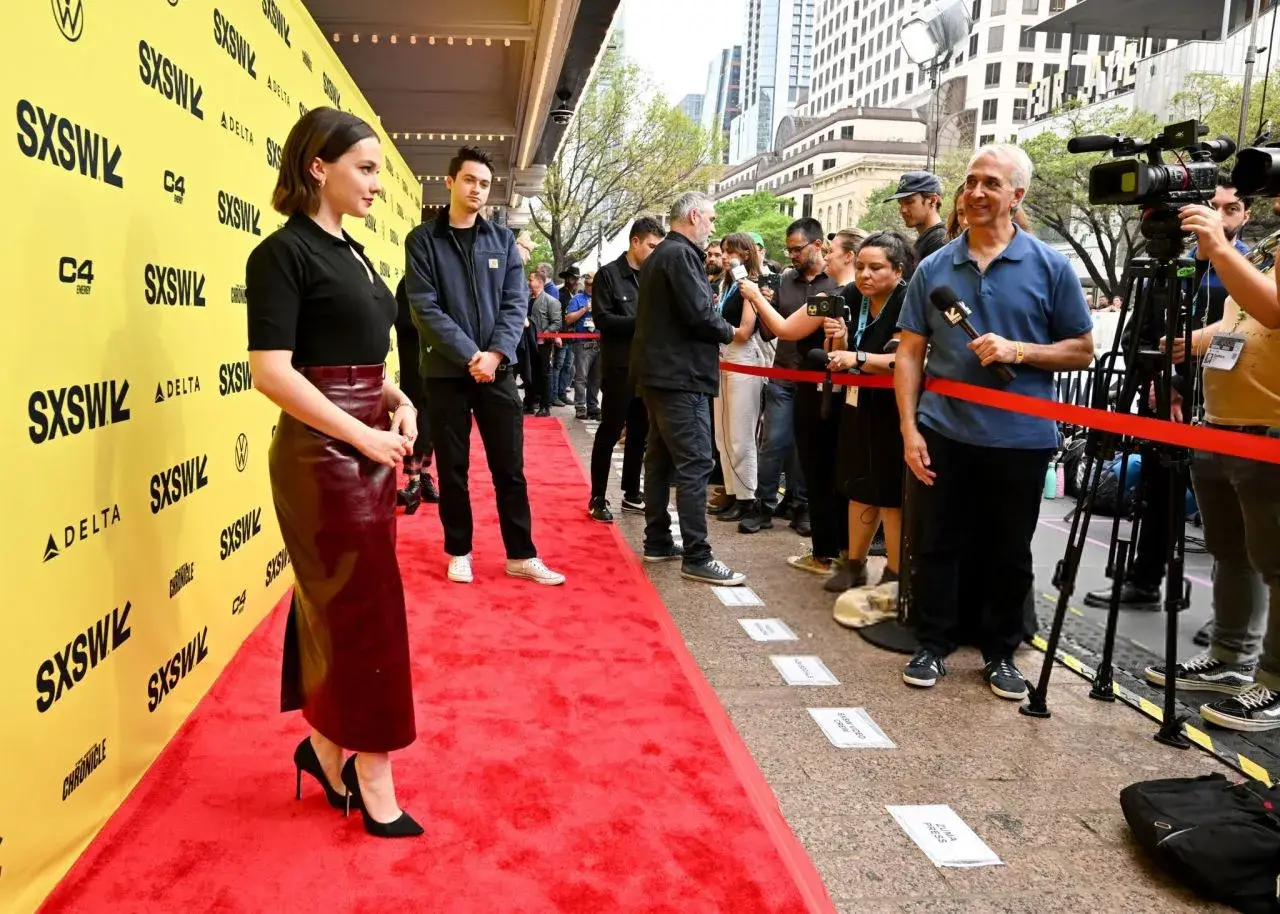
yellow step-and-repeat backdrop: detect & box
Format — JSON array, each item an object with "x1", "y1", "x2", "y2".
[{"x1": 0, "y1": 1, "x2": 418, "y2": 910}]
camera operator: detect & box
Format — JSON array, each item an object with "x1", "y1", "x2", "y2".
[
  {"x1": 895, "y1": 144, "x2": 1094, "y2": 701},
  {"x1": 1144, "y1": 194, "x2": 1280, "y2": 732},
  {"x1": 1084, "y1": 175, "x2": 1255, "y2": 613}
]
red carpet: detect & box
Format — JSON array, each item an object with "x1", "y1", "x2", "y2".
[{"x1": 42, "y1": 420, "x2": 831, "y2": 914}]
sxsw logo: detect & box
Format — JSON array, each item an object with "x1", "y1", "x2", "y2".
[
  {"x1": 163, "y1": 170, "x2": 186, "y2": 204},
  {"x1": 58, "y1": 257, "x2": 94, "y2": 295},
  {"x1": 267, "y1": 137, "x2": 283, "y2": 170},
  {"x1": 218, "y1": 190, "x2": 261, "y2": 236},
  {"x1": 365, "y1": 213, "x2": 377, "y2": 233},
  {"x1": 170, "y1": 561, "x2": 195, "y2": 598},
  {"x1": 36, "y1": 602, "x2": 132, "y2": 713},
  {"x1": 43, "y1": 504, "x2": 121, "y2": 562},
  {"x1": 28, "y1": 379, "x2": 130, "y2": 444},
  {"x1": 138, "y1": 40, "x2": 204, "y2": 120},
  {"x1": 16, "y1": 100, "x2": 123, "y2": 189},
  {"x1": 144, "y1": 263, "x2": 206, "y2": 306},
  {"x1": 220, "y1": 111, "x2": 254, "y2": 146},
  {"x1": 219, "y1": 360, "x2": 252, "y2": 396},
  {"x1": 213, "y1": 9, "x2": 257, "y2": 79},
  {"x1": 261, "y1": 0, "x2": 291, "y2": 46},
  {"x1": 322, "y1": 73, "x2": 341, "y2": 108},
  {"x1": 234, "y1": 433, "x2": 248, "y2": 472},
  {"x1": 220, "y1": 507, "x2": 263, "y2": 560},
  {"x1": 155, "y1": 376, "x2": 201, "y2": 403},
  {"x1": 51, "y1": 0, "x2": 84, "y2": 42},
  {"x1": 147, "y1": 626, "x2": 210, "y2": 712},
  {"x1": 265, "y1": 546, "x2": 291, "y2": 586},
  {"x1": 149, "y1": 453, "x2": 210, "y2": 515}
]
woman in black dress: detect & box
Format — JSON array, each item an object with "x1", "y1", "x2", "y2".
[
  {"x1": 245, "y1": 107, "x2": 421, "y2": 838},
  {"x1": 823, "y1": 231, "x2": 916, "y2": 591}
]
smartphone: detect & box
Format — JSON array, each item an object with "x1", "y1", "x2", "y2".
[{"x1": 806, "y1": 294, "x2": 846, "y2": 318}]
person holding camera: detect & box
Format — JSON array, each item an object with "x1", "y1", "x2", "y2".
[
  {"x1": 895, "y1": 144, "x2": 1093, "y2": 700},
  {"x1": 821, "y1": 232, "x2": 915, "y2": 595},
  {"x1": 1145, "y1": 193, "x2": 1280, "y2": 731}
]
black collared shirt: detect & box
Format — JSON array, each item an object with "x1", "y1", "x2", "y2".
[
  {"x1": 773, "y1": 268, "x2": 837, "y2": 369},
  {"x1": 246, "y1": 212, "x2": 395, "y2": 367},
  {"x1": 915, "y1": 222, "x2": 947, "y2": 264}
]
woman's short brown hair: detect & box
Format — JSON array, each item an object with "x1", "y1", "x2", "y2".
[
  {"x1": 272, "y1": 107, "x2": 378, "y2": 216},
  {"x1": 720, "y1": 232, "x2": 763, "y2": 277}
]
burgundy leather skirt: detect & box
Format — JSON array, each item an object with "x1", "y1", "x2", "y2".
[{"x1": 272, "y1": 364, "x2": 416, "y2": 752}]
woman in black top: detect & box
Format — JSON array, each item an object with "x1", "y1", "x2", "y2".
[
  {"x1": 823, "y1": 231, "x2": 915, "y2": 592},
  {"x1": 245, "y1": 107, "x2": 421, "y2": 838}
]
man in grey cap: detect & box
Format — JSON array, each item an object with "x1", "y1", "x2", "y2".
[{"x1": 888, "y1": 170, "x2": 947, "y2": 264}]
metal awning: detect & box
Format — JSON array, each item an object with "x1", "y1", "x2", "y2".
[{"x1": 1030, "y1": 0, "x2": 1239, "y2": 41}]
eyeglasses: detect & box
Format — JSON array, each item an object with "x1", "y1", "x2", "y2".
[{"x1": 785, "y1": 241, "x2": 815, "y2": 255}]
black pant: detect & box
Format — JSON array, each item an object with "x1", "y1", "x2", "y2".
[
  {"x1": 396, "y1": 334, "x2": 433, "y2": 468},
  {"x1": 912, "y1": 426, "x2": 1051, "y2": 660},
  {"x1": 1130, "y1": 439, "x2": 1172, "y2": 590},
  {"x1": 516, "y1": 326, "x2": 548, "y2": 412},
  {"x1": 590, "y1": 366, "x2": 647, "y2": 501},
  {"x1": 422, "y1": 373, "x2": 536, "y2": 560},
  {"x1": 793, "y1": 383, "x2": 847, "y2": 560},
  {"x1": 643, "y1": 389, "x2": 714, "y2": 563}
]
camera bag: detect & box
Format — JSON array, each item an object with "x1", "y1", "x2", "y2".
[{"x1": 1120, "y1": 772, "x2": 1280, "y2": 913}]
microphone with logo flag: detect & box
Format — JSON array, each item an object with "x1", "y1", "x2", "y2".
[
  {"x1": 805, "y1": 348, "x2": 835, "y2": 418},
  {"x1": 928, "y1": 285, "x2": 1017, "y2": 384}
]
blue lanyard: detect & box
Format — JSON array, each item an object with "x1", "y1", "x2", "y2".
[
  {"x1": 852, "y1": 295, "x2": 871, "y2": 347},
  {"x1": 718, "y1": 281, "x2": 738, "y2": 314}
]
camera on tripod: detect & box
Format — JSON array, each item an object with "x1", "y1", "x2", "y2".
[
  {"x1": 1069, "y1": 119, "x2": 1235, "y2": 259},
  {"x1": 1231, "y1": 132, "x2": 1280, "y2": 197}
]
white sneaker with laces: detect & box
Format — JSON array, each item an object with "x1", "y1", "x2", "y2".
[
  {"x1": 506, "y1": 557, "x2": 565, "y2": 586},
  {"x1": 448, "y1": 554, "x2": 473, "y2": 584}
]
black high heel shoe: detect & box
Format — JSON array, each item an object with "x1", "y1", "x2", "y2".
[
  {"x1": 340, "y1": 755, "x2": 424, "y2": 838},
  {"x1": 397, "y1": 475, "x2": 423, "y2": 515},
  {"x1": 293, "y1": 737, "x2": 349, "y2": 810}
]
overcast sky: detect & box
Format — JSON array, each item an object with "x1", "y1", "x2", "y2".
[{"x1": 619, "y1": 0, "x2": 745, "y2": 103}]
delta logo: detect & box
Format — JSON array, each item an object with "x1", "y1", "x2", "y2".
[
  {"x1": 36, "y1": 602, "x2": 132, "y2": 713},
  {"x1": 138, "y1": 40, "x2": 204, "y2": 120},
  {"x1": 155, "y1": 376, "x2": 201, "y2": 403},
  {"x1": 43, "y1": 503, "x2": 121, "y2": 562},
  {"x1": 28, "y1": 379, "x2": 130, "y2": 444},
  {"x1": 220, "y1": 110, "x2": 254, "y2": 146},
  {"x1": 16, "y1": 99, "x2": 123, "y2": 189},
  {"x1": 149, "y1": 453, "x2": 210, "y2": 514}
]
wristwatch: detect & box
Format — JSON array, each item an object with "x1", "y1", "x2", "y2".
[{"x1": 855, "y1": 350, "x2": 868, "y2": 371}]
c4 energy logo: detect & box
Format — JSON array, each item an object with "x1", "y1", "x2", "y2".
[
  {"x1": 213, "y1": 10, "x2": 256, "y2": 79},
  {"x1": 234, "y1": 433, "x2": 248, "y2": 472},
  {"x1": 219, "y1": 359, "x2": 252, "y2": 396},
  {"x1": 43, "y1": 503, "x2": 121, "y2": 562},
  {"x1": 138, "y1": 41, "x2": 204, "y2": 120},
  {"x1": 16, "y1": 100, "x2": 123, "y2": 189},
  {"x1": 170, "y1": 561, "x2": 195, "y2": 598},
  {"x1": 163, "y1": 169, "x2": 185, "y2": 203},
  {"x1": 144, "y1": 263, "x2": 206, "y2": 307},
  {"x1": 217, "y1": 190, "x2": 260, "y2": 236},
  {"x1": 51, "y1": 0, "x2": 84, "y2": 42},
  {"x1": 35, "y1": 602, "x2": 132, "y2": 712},
  {"x1": 220, "y1": 507, "x2": 262, "y2": 560},
  {"x1": 28, "y1": 379, "x2": 130, "y2": 444},
  {"x1": 154, "y1": 375, "x2": 200, "y2": 403},
  {"x1": 62, "y1": 739, "x2": 107, "y2": 801},
  {"x1": 147, "y1": 626, "x2": 209, "y2": 712},
  {"x1": 231, "y1": 589, "x2": 246, "y2": 615},
  {"x1": 58, "y1": 256, "x2": 93, "y2": 295},
  {"x1": 261, "y1": 0, "x2": 291, "y2": 46},
  {"x1": 149, "y1": 453, "x2": 209, "y2": 514}
]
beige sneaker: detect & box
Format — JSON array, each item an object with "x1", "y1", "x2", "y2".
[
  {"x1": 447, "y1": 554, "x2": 473, "y2": 584},
  {"x1": 788, "y1": 552, "x2": 836, "y2": 575},
  {"x1": 506, "y1": 557, "x2": 565, "y2": 586}
]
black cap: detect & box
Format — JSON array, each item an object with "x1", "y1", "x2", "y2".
[{"x1": 886, "y1": 171, "x2": 943, "y2": 200}]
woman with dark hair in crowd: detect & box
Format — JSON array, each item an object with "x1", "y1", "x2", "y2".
[
  {"x1": 712, "y1": 233, "x2": 771, "y2": 528},
  {"x1": 245, "y1": 106, "x2": 422, "y2": 838},
  {"x1": 947, "y1": 182, "x2": 1030, "y2": 238},
  {"x1": 822, "y1": 231, "x2": 916, "y2": 594}
]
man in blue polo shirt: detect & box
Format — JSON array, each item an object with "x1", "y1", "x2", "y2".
[{"x1": 895, "y1": 143, "x2": 1094, "y2": 701}]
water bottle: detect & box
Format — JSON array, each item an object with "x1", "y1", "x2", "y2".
[
  {"x1": 1044, "y1": 464, "x2": 1057, "y2": 499},
  {"x1": 1055, "y1": 461, "x2": 1066, "y2": 498}
]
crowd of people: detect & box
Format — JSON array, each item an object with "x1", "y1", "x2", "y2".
[{"x1": 237, "y1": 103, "x2": 1280, "y2": 843}]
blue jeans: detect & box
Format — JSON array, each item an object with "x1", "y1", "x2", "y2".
[
  {"x1": 757, "y1": 380, "x2": 806, "y2": 510},
  {"x1": 643, "y1": 389, "x2": 715, "y2": 563},
  {"x1": 547, "y1": 345, "x2": 573, "y2": 402}
]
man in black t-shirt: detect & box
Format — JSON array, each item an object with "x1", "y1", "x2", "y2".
[
  {"x1": 888, "y1": 171, "x2": 946, "y2": 265},
  {"x1": 405, "y1": 147, "x2": 565, "y2": 587}
]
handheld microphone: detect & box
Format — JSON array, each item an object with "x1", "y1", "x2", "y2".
[
  {"x1": 805, "y1": 348, "x2": 834, "y2": 419},
  {"x1": 928, "y1": 285, "x2": 1017, "y2": 384}
]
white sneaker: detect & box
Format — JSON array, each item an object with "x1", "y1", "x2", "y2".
[
  {"x1": 506, "y1": 557, "x2": 565, "y2": 586},
  {"x1": 447, "y1": 554, "x2": 473, "y2": 583}
]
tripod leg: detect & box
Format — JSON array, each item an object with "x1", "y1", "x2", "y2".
[
  {"x1": 1023, "y1": 448, "x2": 1107, "y2": 718},
  {"x1": 1092, "y1": 443, "x2": 1143, "y2": 702},
  {"x1": 1155, "y1": 448, "x2": 1192, "y2": 750}
]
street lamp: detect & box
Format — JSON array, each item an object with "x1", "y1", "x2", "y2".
[{"x1": 899, "y1": 0, "x2": 971, "y2": 171}]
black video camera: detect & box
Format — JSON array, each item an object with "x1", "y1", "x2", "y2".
[
  {"x1": 1231, "y1": 131, "x2": 1280, "y2": 197},
  {"x1": 1074, "y1": 119, "x2": 1234, "y2": 208},
  {"x1": 806, "y1": 294, "x2": 848, "y2": 319}
]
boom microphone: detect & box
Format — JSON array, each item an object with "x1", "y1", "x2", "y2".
[
  {"x1": 1066, "y1": 134, "x2": 1120, "y2": 154},
  {"x1": 805, "y1": 348, "x2": 834, "y2": 419},
  {"x1": 928, "y1": 285, "x2": 1017, "y2": 384}
]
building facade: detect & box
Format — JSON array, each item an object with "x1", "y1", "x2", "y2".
[
  {"x1": 729, "y1": 0, "x2": 818, "y2": 163},
  {"x1": 703, "y1": 46, "x2": 744, "y2": 163},
  {"x1": 678, "y1": 93, "x2": 705, "y2": 123}
]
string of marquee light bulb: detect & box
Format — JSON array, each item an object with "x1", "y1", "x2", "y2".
[
  {"x1": 331, "y1": 33, "x2": 516, "y2": 47},
  {"x1": 388, "y1": 133, "x2": 508, "y2": 143},
  {"x1": 415, "y1": 175, "x2": 506, "y2": 183}
]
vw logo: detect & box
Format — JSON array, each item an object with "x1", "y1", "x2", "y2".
[
  {"x1": 51, "y1": 0, "x2": 84, "y2": 41},
  {"x1": 234, "y1": 433, "x2": 249, "y2": 472}
]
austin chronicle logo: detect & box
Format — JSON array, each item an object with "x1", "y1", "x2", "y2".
[
  {"x1": 52, "y1": 0, "x2": 84, "y2": 42},
  {"x1": 234, "y1": 433, "x2": 248, "y2": 472}
]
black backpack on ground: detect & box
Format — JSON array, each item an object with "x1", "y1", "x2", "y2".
[{"x1": 1120, "y1": 773, "x2": 1280, "y2": 913}]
